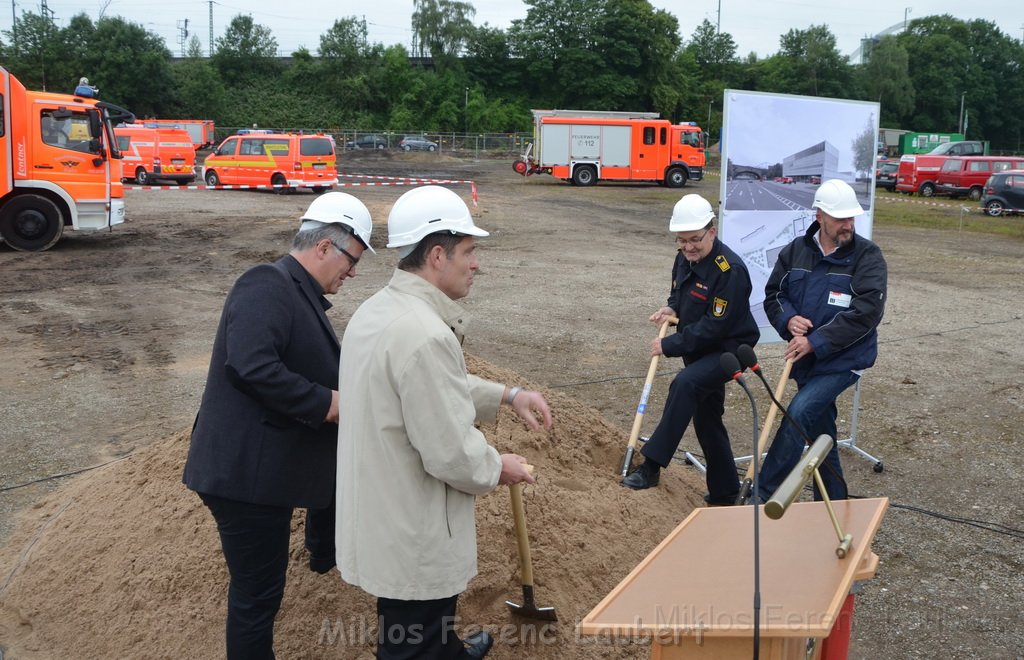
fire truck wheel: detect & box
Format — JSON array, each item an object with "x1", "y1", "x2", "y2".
[
  {"x1": 205, "y1": 170, "x2": 220, "y2": 187},
  {"x1": 0, "y1": 194, "x2": 65, "y2": 252},
  {"x1": 572, "y1": 165, "x2": 597, "y2": 186},
  {"x1": 665, "y1": 168, "x2": 688, "y2": 188},
  {"x1": 271, "y1": 174, "x2": 292, "y2": 195},
  {"x1": 135, "y1": 167, "x2": 150, "y2": 185},
  {"x1": 919, "y1": 182, "x2": 935, "y2": 197}
]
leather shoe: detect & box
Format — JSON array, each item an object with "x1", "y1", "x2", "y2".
[
  {"x1": 463, "y1": 630, "x2": 494, "y2": 659},
  {"x1": 703, "y1": 492, "x2": 739, "y2": 507},
  {"x1": 621, "y1": 463, "x2": 660, "y2": 490}
]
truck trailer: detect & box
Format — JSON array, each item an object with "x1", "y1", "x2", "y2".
[{"x1": 513, "y1": 110, "x2": 705, "y2": 187}]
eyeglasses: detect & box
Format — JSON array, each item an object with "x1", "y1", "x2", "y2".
[
  {"x1": 331, "y1": 241, "x2": 360, "y2": 271},
  {"x1": 676, "y1": 229, "x2": 711, "y2": 247}
]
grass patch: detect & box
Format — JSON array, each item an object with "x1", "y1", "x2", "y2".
[{"x1": 874, "y1": 191, "x2": 1024, "y2": 239}]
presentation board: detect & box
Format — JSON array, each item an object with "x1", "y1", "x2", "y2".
[{"x1": 718, "y1": 90, "x2": 880, "y2": 343}]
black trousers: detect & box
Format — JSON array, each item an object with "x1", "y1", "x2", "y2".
[
  {"x1": 376, "y1": 594, "x2": 471, "y2": 660},
  {"x1": 200, "y1": 492, "x2": 335, "y2": 660},
  {"x1": 640, "y1": 352, "x2": 740, "y2": 501}
]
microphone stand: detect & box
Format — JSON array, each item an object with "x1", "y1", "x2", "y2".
[
  {"x1": 721, "y1": 352, "x2": 761, "y2": 660},
  {"x1": 734, "y1": 375, "x2": 762, "y2": 660}
]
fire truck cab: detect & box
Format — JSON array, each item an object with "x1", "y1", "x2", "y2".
[{"x1": 0, "y1": 66, "x2": 133, "y2": 251}]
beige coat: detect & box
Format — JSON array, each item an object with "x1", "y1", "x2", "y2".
[{"x1": 336, "y1": 269, "x2": 504, "y2": 600}]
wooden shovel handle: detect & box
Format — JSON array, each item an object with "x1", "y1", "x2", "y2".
[
  {"x1": 509, "y1": 483, "x2": 533, "y2": 586},
  {"x1": 625, "y1": 316, "x2": 680, "y2": 452},
  {"x1": 743, "y1": 358, "x2": 794, "y2": 481}
]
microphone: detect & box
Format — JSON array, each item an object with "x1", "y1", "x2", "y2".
[
  {"x1": 720, "y1": 351, "x2": 745, "y2": 384},
  {"x1": 720, "y1": 351, "x2": 761, "y2": 659}
]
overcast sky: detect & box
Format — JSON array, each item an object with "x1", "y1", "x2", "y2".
[{"x1": 5, "y1": 0, "x2": 1021, "y2": 61}]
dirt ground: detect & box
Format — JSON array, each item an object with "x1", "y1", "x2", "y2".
[{"x1": 0, "y1": 153, "x2": 1022, "y2": 659}]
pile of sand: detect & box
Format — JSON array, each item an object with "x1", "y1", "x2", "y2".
[{"x1": 0, "y1": 355, "x2": 705, "y2": 659}]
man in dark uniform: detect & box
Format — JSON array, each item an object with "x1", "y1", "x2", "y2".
[
  {"x1": 622, "y1": 194, "x2": 759, "y2": 505},
  {"x1": 183, "y1": 192, "x2": 374, "y2": 659}
]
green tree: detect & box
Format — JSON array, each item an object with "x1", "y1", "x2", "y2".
[
  {"x1": 169, "y1": 36, "x2": 225, "y2": 120},
  {"x1": 76, "y1": 16, "x2": 175, "y2": 116},
  {"x1": 411, "y1": 0, "x2": 476, "y2": 64},
  {"x1": 769, "y1": 25, "x2": 853, "y2": 98},
  {"x1": 851, "y1": 114, "x2": 877, "y2": 186},
  {"x1": 509, "y1": 0, "x2": 681, "y2": 111},
  {"x1": 856, "y1": 36, "x2": 914, "y2": 125},
  {"x1": 3, "y1": 10, "x2": 70, "y2": 91},
  {"x1": 899, "y1": 15, "x2": 1023, "y2": 150},
  {"x1": 213, "y1": 14, "x2": 280, "y2": 85}
]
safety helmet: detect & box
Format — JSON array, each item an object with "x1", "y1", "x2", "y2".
[
  {"x1": 812, "y1": 179, "x2": 864, "y2": 219},
  {"x1": 299, "y1": 192, "x2": 375, "y2": 253},
  {"x1": 669, "y1": 194, "x2": 715, "y2": 232},
  {"x1": 386, "y1": 185, "x2": 488, "y2": 252}
]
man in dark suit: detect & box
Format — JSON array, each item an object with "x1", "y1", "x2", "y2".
[{"x1": 183, "y1": 192, "x2": 374, "y2": 659}]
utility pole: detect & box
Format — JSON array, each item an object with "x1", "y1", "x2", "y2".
[
  {"x1": 39, "y1": 0, "x2": 56, "y2": 90},
  {"x1": 11, "y1": 0, "x2": 16, "y2": 56},
  {"x1": 904, "y1": 7, "x2": 912, "y2": 29},
  {"x1": 208, "y1": 0, "x2": 214, "y2": 57},
  {"x1": 716, "y1": 0, "x2": 721, "y2": 33},
  {"x1": 177, "y1": 18, "x2": 189, "y2": 57},
  {"x1": 958, "y1": 92, "x2": 966, "y2": 134}
]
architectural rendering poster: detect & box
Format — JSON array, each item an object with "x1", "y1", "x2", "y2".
[{"x1": 718, "y1": 90, "x2": 880, "y2": 342}]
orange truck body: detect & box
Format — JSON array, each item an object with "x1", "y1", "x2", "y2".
[
  {"x1": 140, "y1": 118, "x2": 215, "y2": 150},
  {"x1": 895, "y1": 154, "x2": 947, "y2": 197},
  {"x1": 202, "y1": 132, "x2": 338, "y2": 191},
  {"x1": 514, "y1": 109, "x2": 706, "y2": 187},
  {"x1": 115, "y1": 125, "x2": 196, "y2": 185},
  {"x1": 0, "y1": 65, "x2": 133, "y2": 251}
]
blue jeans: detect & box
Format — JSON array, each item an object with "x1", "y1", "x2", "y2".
[{"x1": 757, "y1": 371, "x2": 860, "y2": 502}]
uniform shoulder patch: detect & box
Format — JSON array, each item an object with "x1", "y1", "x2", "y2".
[
  {"x1": 715, "y1": 255, "x2": 730, "y2": 272},
  {"x1": 713, "y1": 297, "x2": 728, "y2": 317}
]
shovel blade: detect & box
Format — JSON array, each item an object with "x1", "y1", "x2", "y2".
[{"x1": 506, "y1": 599, "x2": 558, "y2": 621}]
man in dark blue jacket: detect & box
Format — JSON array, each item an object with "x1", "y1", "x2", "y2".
[
  {"x1": 622, "y1": 194, "x2": 759, "y2": 505},
  {"x1": 757, "y1": 179, "x2": 887, "y2": 502},
  {"x1": 183, "y1": 192, "x2": 374, "y2": 659}
]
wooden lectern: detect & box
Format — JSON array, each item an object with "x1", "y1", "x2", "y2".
[{"x1": 579, "y1": 498, "x2": 888, "y2": 659}]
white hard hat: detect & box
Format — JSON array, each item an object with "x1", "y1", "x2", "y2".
[
  {"x1": 299, "y1": 192, "x2": 375, "y2": 253},
  {"x1": 669, "y1": 194, "x2": 715, "y2": 232},
  {"x1": 812, "y1": 179, "x2": 864, "y2": 219},
  {"x1": 387, "y1": 186, "x2": 488, "y2": 253}
]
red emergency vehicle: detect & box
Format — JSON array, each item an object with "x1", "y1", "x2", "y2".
[{"x1": 514, "y1": 110, "x2": 705, "y2": 187}]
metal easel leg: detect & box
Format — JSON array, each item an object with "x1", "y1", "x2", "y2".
[
  {"x1": 640, "y1": 436, "x2": 708, "y2": 474},
  {"x1": 834, "y1": 379, "x2": 884, "y2": 473}
]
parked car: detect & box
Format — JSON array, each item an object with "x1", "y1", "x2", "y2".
[
  {"x1": 345, "y1": 134, "x2": 388, "y2": 150},
  {"x1": 980, "y1": 170, "x2": 1024, "y2": 216},
  {"x1": 935, "y1": 156, "x2": 1024, "y2": 200},
  {"x1": 875, "y1": 162, "x2": 898, "y2": 192},
  {"x1": 399, "y1": 136, "x2": 438, "y2": 152}
]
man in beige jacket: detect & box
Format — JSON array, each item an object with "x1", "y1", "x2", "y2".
[{"x1": 336, "y1": 185, "x2": 553, "y2": 659}]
